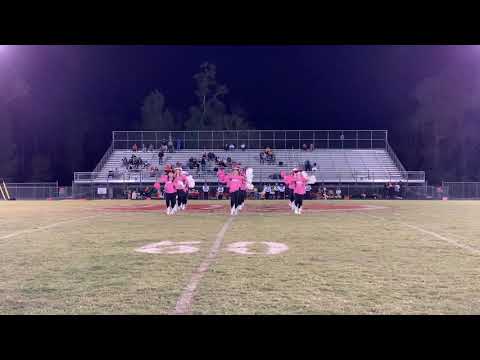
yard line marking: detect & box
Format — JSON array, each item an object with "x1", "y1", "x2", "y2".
[
  {"x1": 173, "y1": 217, "x2": 234, "y2": 315},
  {"x1": 364, "y1": 213, "x2": 480, "y2": 256},
  {"x1": 0, "y1": 215, "x2": 97, "y2": 240}
]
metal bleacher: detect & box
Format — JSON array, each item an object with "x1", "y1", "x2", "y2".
[{"x1": 73, "y1": 130, "x2": 425, "y2": 184}]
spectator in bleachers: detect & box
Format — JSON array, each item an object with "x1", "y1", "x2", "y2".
[
  {"x1": 167, "y1": 138, "x2": 174, "y2": 153},
  {"x1": 312, "y1": 163, "x2": 318, "y2": 171},
  {"x1": 229, "y1": 143, "x2": 235, "y2": 151},
  {"x1": 176, "y1": 138, "x2": 182, "y2": 151},
  {"x1": 142, "y1": 144, "x2": 147, "y2": 152},
  {"x1": 158, "y1": 150, "x2": 164, "y2": 165},
  {"x1": 132, "y1": 143, "x2": 138, "y2": 152},
  {"x1": 201, "y1": 157, "x2": 206, "y2": 171},
  {"x1": 304, "y1": 160, "x2": 312, "y2": 171},
  {"x1": 302, "y1": 143, "x2": 308, "y2": 151},
  {"x1": 148, "y1": 144, "x2": 154, "y2": 152},
  {"x1": 240, "y1": 143, "x2": 246, "y2": 151},
  {"x1": 309, "y1": 143, "x2": 314, "y2": 151},
  {"x1": 259, "y1": 151, "x2": 265, "y2": 164},
  {"x1": 263, "y1": 147, "x2": 275, "y2": 164}
]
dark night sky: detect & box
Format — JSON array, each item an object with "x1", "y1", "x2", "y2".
[
  {"x1": 2, "y1": 45, "x2": 480, "y2": 183},
  {"x1": 6, "y1": 45, "x2": 473, "y2": 129}
]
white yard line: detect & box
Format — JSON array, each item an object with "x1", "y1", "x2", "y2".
[
  {"x1": 364, "y1": 213, "x2": 480, "y2": 256},
  {"x1": 172, "y1": 217, "x2": 234, "y2": 315},
  {"x1": 0, "y1": 215, "x2": 97, "y2": 241}
]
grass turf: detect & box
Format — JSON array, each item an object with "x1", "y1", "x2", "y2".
[{"x1": 1, "y1": 199, "x2": 480, "y2": 314}]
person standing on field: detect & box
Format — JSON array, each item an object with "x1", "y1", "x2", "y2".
[
  {"x1": 202, "y1": 183, "x2": 210, "y2": 200},
  {"x1": 264, "y1": 184, "x2": 272, "y2": 200},
  {"x1": 217, "y1": 185, "x2": 224, "y2": 200}
]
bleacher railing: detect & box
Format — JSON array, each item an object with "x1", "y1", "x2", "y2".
[
  {"x1": 74, "y1": 169, "x2": 424, "y2": 184},
  {"x1": 112, "y1": 130, "x2": 388, "y2": 150},
  {"x1": 93, "y1": 142, "x2": 114, "y2": 174}
]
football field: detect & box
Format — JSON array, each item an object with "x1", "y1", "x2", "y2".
[{"x1": 1, "y1": 199, "x2": 480, "y2": 314}]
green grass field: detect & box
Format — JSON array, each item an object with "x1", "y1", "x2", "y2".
[{"x1": 2, "y1": 199, "x2": 480, "y2": 314}]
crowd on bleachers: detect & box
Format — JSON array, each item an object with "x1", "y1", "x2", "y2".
[
  {"x1": 259, "y1": 147, "x2": 275, "y2": 164},
  {"x1": 122, "y1": 154, "x2": 151, "y2": 171}
]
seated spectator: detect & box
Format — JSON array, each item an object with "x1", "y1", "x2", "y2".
[
  {"x1": 108, "y1": 170, "x2": 114, "y2": 179},
  {"x1": 240, "y1": 143, "x2": 246, "y2": 151},
  {"x1": 322, "y1": 187, "x2": 328, "y2": 200},
  {"x1": 158, "y1": 151, "x2": 164, "y2": 164},
  {"x1": 142, "y1": 143, "x2": 147, "y2": 152},
  {"x1": 132, "y1": 143, "x2": 138, "y2": 152},
  {"x1": 309, "y1": 143, "x2": 314, "y2": 151},
  {"x1": 312, "y1": 163, "x2": 318, "y2": 171},
  {"x1": 227, "y1": 157, "x2": 232, "y2": 164},
  {"x1": 229, "y1": 143, "x2": 235, "y2": 151},
  {"x1": 302, "y1": 143, "x2": 308, "y2": 151},
  {"x1": 224, "y1": 143, "x2": 229, "y2": 151},
  {"x1": 148, "y1": 144, "x2": 154, "y2": 152},
  {"x1": 201, "y1": 157, "x2": 206, "y2": 171},
  {"x1": 304, "y1": 160, "x2": 312, "y2": 171},
  {"x1": 259, "y1": 151, "x2": 265, "y2": 164}
]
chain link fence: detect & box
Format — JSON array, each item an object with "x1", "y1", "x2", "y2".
[
  {"x1": 442, "y1": 182, "x2": 480, "y2": 199},
  {"x1": 1, "y1": 183, "x2": 59, "y2": 200},
  {"x1": 71, "y1": 182, "x2": 441, "y2": 201}
]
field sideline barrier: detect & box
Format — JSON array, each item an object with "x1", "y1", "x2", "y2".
[
  {"x1": 0, "y1": 182, "x2": 6, "y2": 200},
  {"x1": 2, "y1": 182, "x2": 59, "y2": 200},
  {"x1": 2, "y1": 181, "x2": 11, "y2": 200}
]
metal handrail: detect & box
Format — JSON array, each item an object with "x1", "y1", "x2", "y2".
[
  {"x1": 385, "y1": 140, "x2": 407, "y2": 174},
  {"x1": 112, "y1": 130, "x2": 389, "y2": 150},
  {"x1": 93, "y1": 143, "x2": 114, "y2": 173},
  {"x1": 74, "y1": 169, "x2": 424, "y2": 184}
]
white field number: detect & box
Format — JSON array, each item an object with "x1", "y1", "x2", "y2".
[
  {"x1": 135, "y1": 241, "x2": 288, "y2": 255},
  {"x1": 135, "y1": 241, "x2": 202, "y2": 254}
]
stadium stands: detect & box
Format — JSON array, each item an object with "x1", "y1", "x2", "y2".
[{"x1": 74, "y1": 130, "x2": 425, "y2": 184}]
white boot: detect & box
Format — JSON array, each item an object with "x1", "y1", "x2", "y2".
[
  {"x1": 173, "y1": 204, "x2": 178, "y2": 214},
  {"x1": 230, "y1": 207, "x2": 236, "y2": 216},
  {"x1": 166, "y1": 207, "x2": 171, "y2": 215},
  {"x1": 298, "y1": 207, "x2": 302, "y2": 215},
  {"x1": 294, "y1": 206, "x2": 299, "y2": 215},
  {"x1": 235, "y1": 207, "x2": 239, "y2": 215}
]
